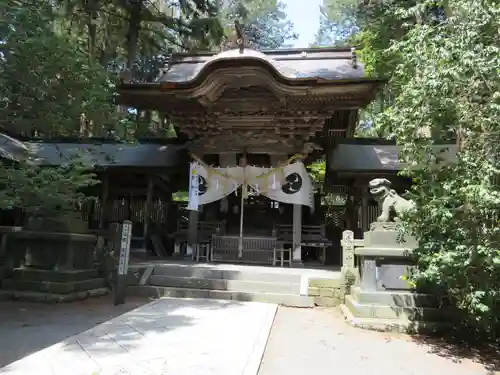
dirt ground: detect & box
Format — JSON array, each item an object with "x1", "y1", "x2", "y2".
[{"x1": 259, "y1": 307, "x2": 500, "y2": 375}]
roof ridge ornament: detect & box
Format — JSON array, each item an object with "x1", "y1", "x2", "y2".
[{"x1": 217, "y1": 20, "x2": 260, "y2": 53}]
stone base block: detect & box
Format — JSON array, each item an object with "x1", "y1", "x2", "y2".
[
  {"x1": 2, "y1": 277, "x2": 106, "y2": 294},
  {"x1": 307, "y1": 278, "x2": 344, "y2": 306},
  {"x1": 340, "y1": 304, "x2": 451, "y2": 334},
  {"x1": 364, "y1": 226, "x2": 418, "y2": 249},
  {"x1": 11, "y1": 268, "x2": 98, "y2": 283},
  {"x1": 128, "y1": 285, "x2": 315, "y2": 307},
  {"x1": 312, "y1": 296, "x2": 341, "y2": 306},
  {"x1": 344, "y1": 295, "x2": 451, "y2": 321},
  {"x1": 341, "y1": 286, "x2": 456, "y2": 333},
  {"x1": 351, "y1": 287, "x2": 441, "y2": 308},
  {"x1": 0, "y1": 288, "x2": 109, "y2": 303}
]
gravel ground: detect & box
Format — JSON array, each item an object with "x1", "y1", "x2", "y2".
[
  {"x1": 258, "y1": 307, "x2": 500, "y2": 375},
  {"x1": 0, "y1": 295, "x2": 152, "y2": 368}
]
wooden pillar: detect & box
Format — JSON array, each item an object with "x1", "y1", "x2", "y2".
[
  {"x1": 351, "y1": 193, "x2": 359, "y2": 235},
  {"x1": 361, "y1": 186, "x2": 369, "y2": 232},
  {"x1": 187, "y1": 153, "x2": 205, "y2": 256},
  {"x1": 164, "y1": 191, "x2": 172, "y2": 230},
  {"x1": 98, "y1": 173, "x2": 109, "y2": 229},
  {"x1": 219, "y1": 153, "x2": 237, "y2": 214},
  {"x1": 292, "y1": 204, "x2": 302, "y2": 263},
  {"x1": 187, "y1": 210, "x2": 198, "y2": 256},
  {"x1": 142, "y1": 177, "x2": 154, "y2": 250}
]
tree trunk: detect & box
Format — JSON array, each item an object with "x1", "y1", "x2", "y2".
[
  {"x1": 85, "y1": 0, "x2": 99, "y2": 59},
  {"x1": 126, "y1": 0, "x2": 143, "y2": 71}
]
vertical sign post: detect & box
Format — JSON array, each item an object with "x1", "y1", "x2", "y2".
[{"x1": 114, "y1": 220, "x2": 132, "y2": 306}]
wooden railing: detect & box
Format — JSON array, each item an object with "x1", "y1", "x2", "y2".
[{"x1": 211, "y1": 235, "x2": 276, "y2": 264}]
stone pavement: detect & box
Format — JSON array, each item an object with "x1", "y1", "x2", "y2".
[
  {"x1": 0, "y1": 297, "x2": 150, "y2": 368},
  {"x1": 1, "y1": 298, "x2": 277, "y2": 375},
  {"x1": 258, "y1": 307, "x2": 498, "y2": 375}
]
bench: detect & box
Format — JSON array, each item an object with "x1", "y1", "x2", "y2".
[
  {"x1": 276, "y1": 224, "x2": 332, "y2": 264},
  {"x1": 172, "y1": 220, "x2": 226, "y2": 260},
  {"x1": 211, "y1": 235, "x2": 277, "y2": 264}
]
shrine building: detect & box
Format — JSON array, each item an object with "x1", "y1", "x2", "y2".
[{"x1": 116, "y1": 39, "x2": 454, "y2": 266}]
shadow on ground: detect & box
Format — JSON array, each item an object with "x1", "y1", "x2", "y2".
[
  {"x1": 411, "y1": 335, "x2": 500, "y2": 373},
  {"x1": 0, "y1": 295, "x2": 241, "y2": 370}
]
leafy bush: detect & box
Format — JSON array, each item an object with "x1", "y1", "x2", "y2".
[{"x1": 378, "y1": 1, "x2": 500, "y2": 338}]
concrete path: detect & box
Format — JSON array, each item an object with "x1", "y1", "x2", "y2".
[
  {"x1": 258, "y1": 307, "x2": 497, "y2": 375},
  {"x1": 1, "y1": 298, "x2": 277, "y2": 375}
]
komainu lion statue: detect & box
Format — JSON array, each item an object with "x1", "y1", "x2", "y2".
[{"x1": 368, "y1": 178, "x2": 414, "y2": 222}]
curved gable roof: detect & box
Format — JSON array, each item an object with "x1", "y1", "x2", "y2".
[{"x1": 157, "y1": 47, "x2": 367, "y2": 86}]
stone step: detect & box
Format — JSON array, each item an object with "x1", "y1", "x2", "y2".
[
  {"x1": 149, "y1": 275, "x2": 300, "y2": 294},
  {"x1": 350, "y1": 286, "x2": 440, "y2": 308},
  {"x1": 344, "y1": 295, "x2": 452, "y2": 322},
  {"x1": 11, "y1": 268, "x2": 99, "y2": 283},
  {"x1": 129, "y1": 285, "x2": 314, "y2": 307},
  {"x1": 151, "y1": 264, "x2": 302, "y2": 284},
  {"x1": 2, "y1": 278, "x2": 107, "y2": 294},
  {"x1": 0, "y1": 288, "x2": 109, "y2": 303},
  {"x1": 339, "y1": 304, "x2": 451, "y2": 334}
]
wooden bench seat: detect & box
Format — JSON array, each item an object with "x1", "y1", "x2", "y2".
[
  {"x1": 276, "y1": 224, "x2": 331, "y2": 264},
  {"x1": 172, "y1": 220, "x2": 226, "y2": 259}
]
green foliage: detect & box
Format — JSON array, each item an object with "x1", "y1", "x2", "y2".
[
  {"x1": 315, "y1": 0, "x2": 500, "y2": 336},
  {"x1": 379, "y1": 0, "x2": 500, "y2": 337},
  {"x1": 307, "y1": 159, "x2": 326, "y2": 191},
  {"x1": 0, "y1": 1, "x2": 105, "y2": 217},
  {"x1": 0, "y1": 158, "x2": 99, "y2": 220},
  {"x1": 220, "y1": 0, "x2": 297, "y2": 49},
  {"x1": 311, "y1": 0, "x2": 358, "y2": 47},
  {"x1": 0, "y1": 0, "x2": 119, "y2": 137}
]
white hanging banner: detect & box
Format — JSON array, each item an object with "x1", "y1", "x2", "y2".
[
  {"x1": 188, "y1": 163, "x2": 241, "y2": 208},
  {"x1": 248, "y1": 162, "x2": 314, "y2": 211},
  {"x1": 186, "y1": 161, "x2": 314, "y2": 211},
  {"x1": 187, "y1": 162, "x2": 200, "y2": 211}
]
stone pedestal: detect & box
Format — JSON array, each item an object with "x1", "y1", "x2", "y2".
[
  {"x1": 358, "y1": 223, "x2": 417, "y2": 292},
  {"x1": 340, "y1": 224, "x2": 453, "y2": 333},
  {"x1": 0, "y1": 214, "x2": 108, "y2": 302},
  {"x1": 7, "y1": 231, "x2": 96, "y2": 271}
]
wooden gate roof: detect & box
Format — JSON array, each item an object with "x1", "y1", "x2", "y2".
[
  {"x1": 328, "y1": 139, "x2": 457, "y2": 173},
  {"x1": 118, "y1": 47, "x2": 385, "y2": 110},
  {"x1": 0, "y1": 134, "x2": 186, "y2": 169},
  {"x1": 27, "y1": 142, "x2": 185, "y2": 168},
  {"x1": 157, "y1": 47, "x2": 369, "y2": 84}
]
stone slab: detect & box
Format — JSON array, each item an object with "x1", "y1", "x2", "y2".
[
  {"x1": 377, "y1": 263, "x2": 414, "y2": 290},
  {"x1": 355, "y1": 247, "x2": 413, "y2": 257},
  {"x1": 344, "y1": 295, "x2": 451, "y2": 322},
  {"x1": 363, "y1": 229, "x2": 417, "y2": 249},
  {"x1": 2, "y1": 278, "x2": 106, "y2": 294},
  {"x1": 149, "y1": 275, "x2": 300, "y2": 295},
  {"x1": 0, "y1": 288, "x2": 109, "y2": 303},
  {"x1": 351, "y1": 287, "x2": 439, "y2": 308},
  {"x1": 143, "y1": 262, "x2": 341, "y2": 285},
  {"x1": 308, "y1": 278, "x2": 341, "y2": 288},
  {"x1": 340, "y1": 304, "x2": 451, "y2": 334},
  {"x1": 128, "y1": 286, "x2": 315, "y2": 307},
  {"x1": 1, "y1": 297, "x2": 278, "y2": 375},
  {"x1": 11, "y1": 268, "x2": 98, "y2": 283}
]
